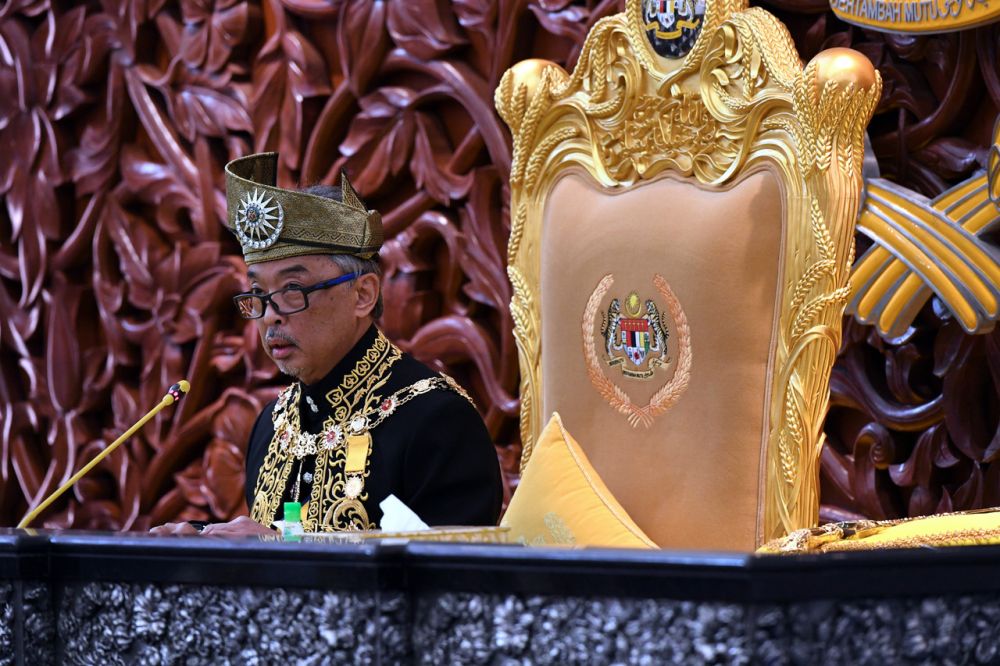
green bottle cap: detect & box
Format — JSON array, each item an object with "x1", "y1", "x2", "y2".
[{"x1": 283, "y1": 502, "x2": 301, "y2": 523}]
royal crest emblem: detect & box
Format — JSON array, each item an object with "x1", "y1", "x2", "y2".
[
  {"x1": 236, "y1": 188, "x2": 285, "y2": 250},
  {"x1": 584, "y1": 274, "x2": 693, "y2": 428},
  {"x1": 602, "y1": 290, "x2": 670, "y2": 379},
  {"x1": 642, "y1": 0, "x2": 706, "y2": 59}
]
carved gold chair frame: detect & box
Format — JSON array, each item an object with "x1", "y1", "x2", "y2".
[{"x1": 497, "y1": 0, "x2": 882, "y2": 544}]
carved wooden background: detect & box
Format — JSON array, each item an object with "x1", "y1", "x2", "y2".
[{"x1": 0, "y1": 0, "x2": 996, "y2": 530}]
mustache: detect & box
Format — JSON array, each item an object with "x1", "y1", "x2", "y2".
[{"x1": 265, "y1": 329, "x2": 298, "y2": 347}]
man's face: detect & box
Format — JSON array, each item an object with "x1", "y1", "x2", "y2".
[{"x1": 246, "y1": 254, "x2": 376, "y2": 385}]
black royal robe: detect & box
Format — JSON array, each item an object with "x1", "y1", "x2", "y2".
[{"x1": 244, "y1": 326, "x2": 503, "y2": 528}]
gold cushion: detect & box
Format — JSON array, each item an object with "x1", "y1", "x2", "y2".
[{"x1": 501, "y1": 412, "x2": 656, "y2": 548}]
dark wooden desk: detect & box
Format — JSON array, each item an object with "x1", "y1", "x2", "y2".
[{"x1": 2, "y1": 529, "x2": 1000, "y2": 664}]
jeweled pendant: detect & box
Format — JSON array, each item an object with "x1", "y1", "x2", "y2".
[{"x1": 345, "y1": 475, "x2": 363, "y2": 499}]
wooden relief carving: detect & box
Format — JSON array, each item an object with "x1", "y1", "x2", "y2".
[{"x1": 1, "y1": 0, "x2": 997, "y2": 530}]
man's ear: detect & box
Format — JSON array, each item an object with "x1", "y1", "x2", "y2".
[{"x1": 353, "y1": 273, "x2": 380, "y2": 319}]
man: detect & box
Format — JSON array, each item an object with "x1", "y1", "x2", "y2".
[{"x1": 153, "y1": 152, "x2": 502, "y2": 536}]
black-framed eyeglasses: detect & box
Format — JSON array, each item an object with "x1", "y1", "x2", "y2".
[{"x1": 233, "y1": 272, "x2": 359, "y2": 319}]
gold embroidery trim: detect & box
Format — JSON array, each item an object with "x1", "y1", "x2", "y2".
[
  {"x1": 325, "y1": 330, "x2": 399, "y2": 424},
  {"x1": 318, "y1": 432, "x2": 374, "y2": 531},
  {"x1": 250, "y1": 383, "x2": 300, "y2": 527}
]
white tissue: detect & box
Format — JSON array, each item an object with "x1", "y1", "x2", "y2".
[{"x1": 379, "y1": 494, "x2": 429, "y2": 532}]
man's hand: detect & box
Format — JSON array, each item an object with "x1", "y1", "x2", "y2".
[
  {"x1": 149, "y1": 521, "x2": 199, "y2": 536},
  {"x1": 200, "y1": 516, "x2": 275, "y2": 537},
  {"x1": 149, "y1": 516, "x2": 274, "y2": 537}
]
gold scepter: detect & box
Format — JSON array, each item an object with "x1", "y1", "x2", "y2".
[{"x1": 17, "y1": 381, "x2": 190, "y2": 529}]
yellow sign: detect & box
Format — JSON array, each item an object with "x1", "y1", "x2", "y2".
[{"x1": 831, "y1": 0, "x2": 1000, "y2": 33}]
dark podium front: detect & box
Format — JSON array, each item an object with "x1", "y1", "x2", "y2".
[{"x1": 2, "y1": 530, "x2": 1000, "y2": 665}]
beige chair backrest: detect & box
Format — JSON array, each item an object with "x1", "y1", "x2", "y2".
[{"x1": 497, "y1": 0, "x2": 881, "y2": 550}]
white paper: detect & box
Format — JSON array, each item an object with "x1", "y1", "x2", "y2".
[{"x1": 379, "y1": 494, "x2": 429, "y2": 532}]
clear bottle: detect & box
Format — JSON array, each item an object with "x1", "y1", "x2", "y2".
[{"x1": 282, "y1": 501, "x2": 305, "y2": 541}]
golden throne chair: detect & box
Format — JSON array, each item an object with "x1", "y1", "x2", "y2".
[{"x1": 496, "y1": 0, "x2": 881, "y2": 551}]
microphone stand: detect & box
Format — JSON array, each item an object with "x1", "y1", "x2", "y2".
[{"x1": 17, "y1": 380, "x2": 191, "y2": 529}]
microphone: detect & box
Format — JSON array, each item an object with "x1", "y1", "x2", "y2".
[{"x1": 17, "y1": 380, "x2": 191, "y2": 529}]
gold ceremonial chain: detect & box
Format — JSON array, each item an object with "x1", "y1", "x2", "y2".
[
  {"x1": 292, "y1": 459, "x2": 303, "y2": 504},
  {"x1": 274, "y1": 376, "x2": 468, "y2": 460}
]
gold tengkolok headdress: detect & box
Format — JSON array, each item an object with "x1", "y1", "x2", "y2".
[{"x1": 224, "y1": 152, "x2": 383, "y2": 264}]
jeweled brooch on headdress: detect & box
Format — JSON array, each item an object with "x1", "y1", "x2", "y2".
[{"x1": 235, "y1": 188, "x2": 285, "y2": 250}]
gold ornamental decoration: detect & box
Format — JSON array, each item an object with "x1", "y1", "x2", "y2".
[
  {"x1": 830, "y1": 0, "x2": 1000, "y2": 34},
  {"x1": 496, "y1": 0, "x2": 881, "y2": 542},
  {"x1": 848, "y1": 117, "x2": 1000, "y2": 338}
]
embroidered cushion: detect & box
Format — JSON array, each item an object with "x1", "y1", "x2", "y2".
[
  {"x1": 848, "y1": 511, "x2": 1000, "y2": 552},
  {"x1": 760, "y1": 509, "x2": 1000, "y2": 553},
  {"x1": 501, "y1": 412, "x2": 656, "y2": 548},
  {"x1": 845, "y1": 511, "x2": 1000, "y2": 550}
]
